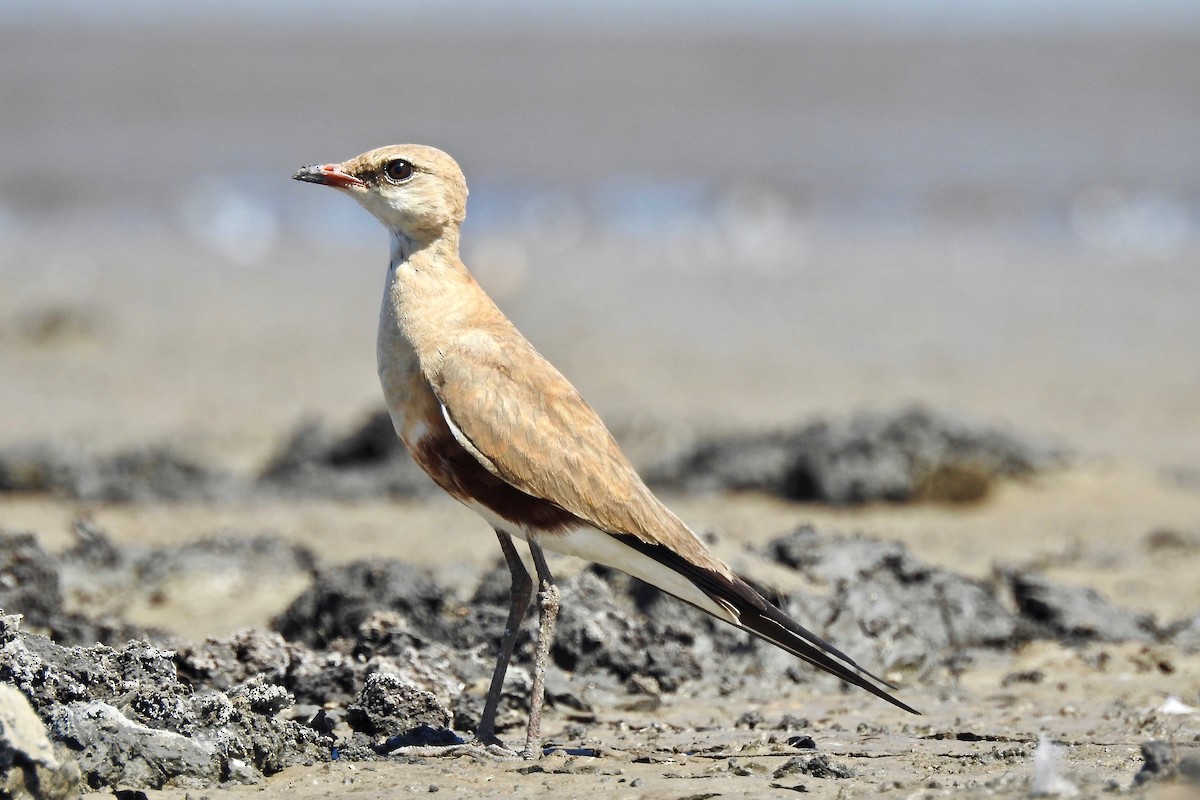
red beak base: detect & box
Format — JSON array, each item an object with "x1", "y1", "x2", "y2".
[{"x1": 293, "y1": 163, "x2": 365, "y2": 189}]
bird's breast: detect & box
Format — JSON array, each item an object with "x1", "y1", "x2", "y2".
[
  {"x1": 376, "y1": 268, "x2": 422, "y2": 430},
  {"x1": 377, "y1": 266, "x2": 578, "y2": 536}
]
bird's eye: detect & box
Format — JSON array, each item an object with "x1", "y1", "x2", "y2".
[{"x1": 383, "y1": 159, "x2": 414, "y2": 183}]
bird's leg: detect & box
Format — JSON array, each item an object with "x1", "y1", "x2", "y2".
[
  {"x1": 522, "y1": 535, "x2": 560, "y2": 760},
  {"x1": 474, "y1": 529, "x2": 533, "y2": 747},
  {"x1": 395, "y1": 530, "x2": 530, "y2": 762}
]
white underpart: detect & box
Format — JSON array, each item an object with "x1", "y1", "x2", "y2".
[
  {"x1": 462, "y1": 499, "x2": 738, "y2": 625},
  {"x1": 404, "y1": 417, "x2": 430, "y2": 444}
]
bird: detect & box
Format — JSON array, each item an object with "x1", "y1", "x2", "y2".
[{"x1": 293, "y1": 144, "x2": 919, "y2": 759}]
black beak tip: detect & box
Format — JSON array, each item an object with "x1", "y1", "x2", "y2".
[{"x1": 293, "y1": 164, "x2": 325, "y2": 184}]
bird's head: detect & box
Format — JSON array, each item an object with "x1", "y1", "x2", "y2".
[{"x1": 294, "y1": 144, "x2": 468, "y2": 245}]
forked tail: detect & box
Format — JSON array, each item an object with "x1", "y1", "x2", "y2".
[{"x1": 615, "y1": 533, "x2": 921, "y2": 715}]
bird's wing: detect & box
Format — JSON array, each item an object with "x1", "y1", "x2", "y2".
[
  {"x1": 431, "y1": 325, "x2": 920, "y2": 716},
  {"x1": 430, "y1": 325, "x2": 720, "y2": 568}
]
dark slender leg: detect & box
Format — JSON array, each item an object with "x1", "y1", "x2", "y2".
[
  {"x1": 475, "y1": 529, "x2": 533, "y2": 746},
  {"x1": 522, "y1": 535, "x2": 560, "y2": 760}
]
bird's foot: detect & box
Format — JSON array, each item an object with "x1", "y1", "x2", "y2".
[
  {"x1": 394, "y1": 728, "x2": 540, "y2": 761},
  {"x1": 394, "y1": 737, "x2": 523, "y2": 761}
]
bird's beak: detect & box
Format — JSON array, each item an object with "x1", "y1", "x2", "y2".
[{"x1": 292, "y1": 163, "x2": 366, "y2": 189}]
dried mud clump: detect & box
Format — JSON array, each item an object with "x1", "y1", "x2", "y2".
[
  {"x1": 1, "y1": 407, "x2": 1061, "y2": 506},
  {"x1": 345, "y1": 672, "x2": 456, "y2": 753},
  {"x1": 0, "y1": 517, "x2": 1193, "y2": 793},
  {"x1": 2, "y1": 524, "x2": 316, "y2": 648},
  {"x1": 0, "y1": 683, "x2": 83, "y2": 799},
  {"x1": 647, "y1": 406, "x2": 1063, "y2": 504},
  {"x1": 0, "y1": 529, "x2": 148, "y2": 646},
  {"x1": 1133, "y1": 740, "x2": 1200, "y2": 787},
  {"x1": 551, "y1": 571, "x2": 705, "y2": 693},
  {"x1": 766, "y1": 525, "x2": 1019, "y2": 676},
  {"x1": 272, "y1": 560, "x2": 450, "y2": 649},
  {"x1": 258, "y1": 411, "x2": 433, "y2": 500},
  {"x1": 0, "y1": 615, "x2": 327, "y2": 790},
  {"x1": 0, "y1": 532, "x2": 62, "y2": 631},
  {"x1": 0, "y1": 442, "x2": 239, "y2": 503},
  {"x1": 762, "y1": 526, "x2": 1177, "y2": 682},
  {"x1": 1003, "y1": 570, "x2": 1159, "y2": 643}
]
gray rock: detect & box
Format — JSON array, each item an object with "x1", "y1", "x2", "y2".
[
  {"x1": 0, "y1": 617, "x2": 190, "y2": 721},
  {"x1": 1134, "y1": 740, "x2": 1200, "y2": 786},
  {"x1": 175, "y1": 629, "x2": 303, "y2": 692},
  {"x1": 766, "y1": 526, "x2": 1017, "y2": 674},
  {"x1": 133, "y1": 533, "x2": 316, "y2": 597},
  {"x1": 0, "y1": 531, "x2": 63, "y2": 631},
  {"x1": 0, "y1": 526, "x2": 152, "y2": 648},
  {"x1": 1168, "y1": 611, "x2": 1200, "y2": 652},
  {"x1": 50, "y1": 701, "x2": 219, "y2": 789},
  {"x1": 272, "y1": 560, "x2": 449, "y2": 649},
  {"x1": 764, "y1": 526, "x2": 1163, "y2": 679},
  {"x1": 648, "y1": 406, "x2": 1062, "y2": 505},
  {"x1": 0, "y1": 616, "x2": 327, "y2": 791},
  {"x1": 346, "y1": 672, "x2": 451, "y2": 740},
  {"x1": 773, "y1": 753, "x2": 855, "y2": 779},
  {"x1": 258, "y1": 413, "x2": 433, "y2": 500},
  {"x1": 552, "y1": 571, "x2": 704, "y2": 694},
  {"x1": 0, "y1": 684, "x2": 82, "y2": 800},
  {"x1": 1004, "y1": 571, "x2": 1159, "y2": 643},
  {"x1": 56, "y1": 524, "x2": 313, "y2": 648},
  {"x1": 0, "y1": 442, "x2": 241, "y2": 503}
]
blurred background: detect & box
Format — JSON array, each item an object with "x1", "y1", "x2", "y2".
[{"x1": 2, "y1": 0, "x2": 1198, "y2": 473}]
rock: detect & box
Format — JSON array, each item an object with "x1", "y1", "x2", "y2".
[
  {"x1": 54, "y1": 524, "x2": 312, "y2": 648},
  {"x1": 280, "y1": 648, "x2": 367, "y2": 708},
  {"x1": 270, "y1": 609, "x2": 470, "y2": 717},
  {"x1": 89, "y1": 447, "x2": 237, "y2": 503},
  {"x1": 258, "y1": 413, "x2": 433, "y2": 500},
  {"x1": 0, "y1": 684, "x2": 82, "y2": 799},
  {"x1": 0, "y1": 617, "x2": 191, "y2": 721},
  {"x1": 551, "y1": 571, "x2": 704, "y2": 693},
  {"x1": 50, "y1": 701, "x2": 219, "y2": 789},
  {"x1": 0, "y1": 531, "x2": 64, "y2": 631},
  {"x1": 1133, "y1": 740, "x2": 1200, "y2": 786},
  {"x1": 346, "y1": 673, "x2": 451, "y2": 741},
  {"x1": 0, "y1": 443, "x2": 98, "y2": 496},
  {"x1": 135, "y1": 534, "x2": 316, "y2": 589},
  {"x1": 1168, "y1": 611, "x2": 1200, "y2": 652},
  {"x1": 272, "y1": 560, "x2": 450, "y2": 649},
  {"x1": 772, "y1": 753, "x2": 854, "y2": 779},
  {"x1": 766, "y1": 526, "x2": 1017, "y2": 674},
  {"x1": 1004, "y1": 571, "x2": 1159, "y2": 643},
  {"x1": 175, "y1": 629, "x2": 302, "y2": 692},
  {"x1": 0, "y1": 442, "x2": 240, "y2": 503},
  {"x1": 0, "y1": 616, "x2": 327, "y2": 790},
  {"x1": 762, "y1": 527, "x2": 1163, "y2": 679},
  {"x1": 0, "y1": 408, "x2": 1061, "y2": 506},
  {"x1": 0, "y1": 526, "x2": 151, "y2": 648},
  {"x1": 647, "y1": 406, "x2": 1062, "y2": 505}
]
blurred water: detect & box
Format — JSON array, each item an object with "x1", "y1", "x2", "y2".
[
  {"x1": 7, "y1": 0, "x2": 1200, "y2": 32},
  {"x1": 1, "y1": 7, "x2": 1198, "y2": 467},
  {"x1": 1, "y1": 10, "x2": 1197, "y2": 248}
]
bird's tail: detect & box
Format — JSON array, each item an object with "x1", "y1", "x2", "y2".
[
  {"x1": 722, "y1": 574, "x2": 921, "y2": 714},
  {"x1": 616, "y1": 534, "x2": 920, "y2": 715}
]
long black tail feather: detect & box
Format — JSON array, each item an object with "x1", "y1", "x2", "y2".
[{"x1": 616, "y1": 534, "x2": 921, "y2": 715}]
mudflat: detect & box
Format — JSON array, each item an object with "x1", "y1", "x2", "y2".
[{"x1": 1, "y1": 14, "x2": 1199, "y2": 799}]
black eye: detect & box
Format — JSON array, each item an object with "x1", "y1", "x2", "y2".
[{"x1": 383, "y1": 159, "x2": 414, "y2": 183}]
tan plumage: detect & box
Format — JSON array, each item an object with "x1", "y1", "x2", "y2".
[
  {"x1": 294, "y1": 144, "x2": 918, "y2": 758},
  {"x1": 432, "y1": 306, "x2": 724, "y2": 569}
]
